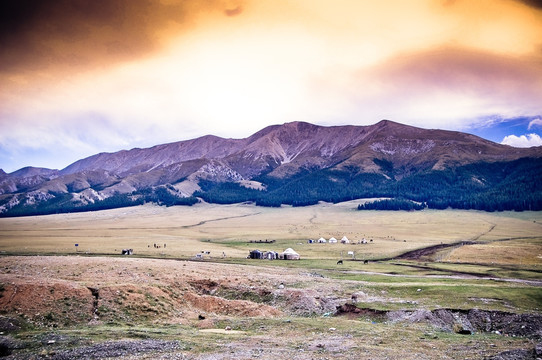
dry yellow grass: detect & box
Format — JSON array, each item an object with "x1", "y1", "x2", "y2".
[
  {"x1": 444, "y1": 238, "x2": 542, "y2": 265},
  {"x1": 1, "y1": 201, "x2": 541, "y2": 261}
]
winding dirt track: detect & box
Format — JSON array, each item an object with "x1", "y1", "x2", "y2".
[
  {"x1": 181, "y1": 212, "x2": 262, "y2": 229},
  {"x1": 389, "y1": 240, "x2": 478, "y2": 260},
  {"x1": 341, "y1": 267, "x2": 542, "y2": 287}
]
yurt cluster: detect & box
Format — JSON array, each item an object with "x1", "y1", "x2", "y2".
[
  {"x1": 308, "y1": 236, "x2": 372, "y2": 244},
  {"x1": 248, "y1": 248, "x2": 300, "y2": 260},
  {"x1": 247, "y1": 236, "x2": 372, "y2": 261}
]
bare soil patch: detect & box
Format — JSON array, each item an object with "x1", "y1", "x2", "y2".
[
  {"x1": 198, "y1": 328, "x2": 246, "y2": 334},
  {"x1": 0, "y1": 256, "x2": 345, "y2": 328}
]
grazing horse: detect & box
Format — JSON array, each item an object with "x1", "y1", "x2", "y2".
[{"x1": 337, "y1": 260, "x2": 343, "y2": 265}]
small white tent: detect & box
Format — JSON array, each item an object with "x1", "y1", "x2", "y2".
[
  {"x1": 341, "y1": 236, "x2": 350, "y2": 244},
  {"x1": 318, "y1": 237, "x2": 327, "y2": 243},
  {"x1": 280, "y1": 248, "x2": 300, "y2": 260},
  {"x1": 329, "y1": 237, "x2": 338, "y2": 243}
]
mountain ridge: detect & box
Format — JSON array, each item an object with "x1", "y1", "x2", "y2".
[{"x1": 1, "y1": 120, "x2": 541, "y2": 216}]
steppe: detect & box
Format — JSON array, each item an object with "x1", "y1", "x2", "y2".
[{"x1": 0, "y1": 201, "x2": 541, "y2": 359}]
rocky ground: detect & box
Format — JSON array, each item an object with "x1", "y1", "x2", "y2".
[{"x1": 0, "y1": 256, "x2": 541, "y2": 359}]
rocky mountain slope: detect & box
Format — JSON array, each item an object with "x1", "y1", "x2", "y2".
[{"x1": 1, "y1": 120, "x2": 541, "y2": 215}]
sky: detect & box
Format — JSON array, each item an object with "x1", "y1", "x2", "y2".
[{"x1": 1, "y1": 0, "x2": 542, "y2": 173}]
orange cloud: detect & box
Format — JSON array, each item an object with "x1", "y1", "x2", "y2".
[{"x1": 336, "y1": 46, "x2": 542, "y2": 127}]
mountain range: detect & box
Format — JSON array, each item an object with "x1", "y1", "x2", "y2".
[{"x1": 1, "y1": 120, "x2": 541, "y2": 216}]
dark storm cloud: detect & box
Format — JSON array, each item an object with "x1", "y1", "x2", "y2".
[
  {"x1": 0, "y1": 0, "x2": 243, "y2": 75},
  {"x1": 516, "y1": 0, "x2": 542, "y2": 10},
  {"x1": 1, "y1": 1, "x2": 150, "y2": 72}
]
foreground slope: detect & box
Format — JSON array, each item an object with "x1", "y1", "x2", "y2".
[
  {"x1": 0, "y1": 204, "x2": 541, "y2": 358},
  {"x1": 0, "y1": 253, "x2": 540, "y2": 359}
]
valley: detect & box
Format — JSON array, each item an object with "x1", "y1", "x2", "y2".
[{"x1": 0, "y1": 202, "x2": 541, "y2": 358}]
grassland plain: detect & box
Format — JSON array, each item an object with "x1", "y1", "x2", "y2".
[
  {"x1": 0, "y1": 201, "x2": 541, "y2": 359},
  {"x1": 1, "y1": 201, "x2": 541, "y2": 258}
]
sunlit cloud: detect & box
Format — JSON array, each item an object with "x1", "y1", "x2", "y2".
[{"x1": 501, "y1": 133, "x2": 542, "y2": 147}]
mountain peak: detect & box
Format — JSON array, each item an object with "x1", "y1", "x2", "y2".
[
  {"x1": 375, "y1": 119, "x2": 394, "y2": 126},
  {"x1": 9, "y1": 166, "x2": 58, "y2": 178},
  {"x1": 2, "y1": 120, "x2": 541, "y2": 216},
  {"x1": 53, "y1": 120, "x2": 541, "y2": 178},
  {"x1": 372, "y1": 119, "x2": 423, "y2": 131}
]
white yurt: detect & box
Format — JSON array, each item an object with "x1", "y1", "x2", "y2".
[
  {"x1": 280, "y1": 248, "x2": 300, "y2": 260},
  {"x1": 329, "y1": 237, "x2": 338, "y2": 244},
  {"x1": 318, "y1": 237, "x2": 327, "y2": 243},
  {"x1": 341, "y1": 236, "x2": 350, "y2": 244}
]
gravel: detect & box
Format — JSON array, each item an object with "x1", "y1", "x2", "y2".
[{"x1": 6, "y1": 339, "x2": 183, "y2": 360}]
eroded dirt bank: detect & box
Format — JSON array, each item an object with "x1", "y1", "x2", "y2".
[
  {"x1": 336, "y1": 303, "x2": 542, "y2": 338},
  {"x1": 0, "y1": 256, "x2": 347, "y2": 328}
]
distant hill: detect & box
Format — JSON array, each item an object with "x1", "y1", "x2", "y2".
[{"x1": 1, "y1": 120, "x2": 541, "y2": 216}]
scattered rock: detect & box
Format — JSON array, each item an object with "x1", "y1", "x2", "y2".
[
  {"x1": 486, "y1": 348, "x2": 536, "y2": 360},
  {"x1": 453, "y1": 322, "x2": 472, "y2": 335},
  {"x1": 0, "y1": 316, "x2": 25, "y2": 333},
  {"x1": 282, "y1": 288, "x2": 343, "y2": 316},
  {"x1": 351, "y1": 291, "x2": 368, "y2": 303},
  {"x1": 308, "y1": 272, "x2": 324, "y2": 278},
  {"x1": 0, "y1": 336, "x2": 21, "y2": 357},
  {"x1": 45, "y1": 339, "x2": 181, "y2": 359},
  {"x1": 341, "y1": 306, "x2": 542, "y2": 338}
]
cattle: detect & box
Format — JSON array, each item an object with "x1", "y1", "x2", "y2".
[
  {"x1": 363, "y1": 260, "x2": 369, "y2": 264},
  {"x1": 337, "y1": 260, "x2": 343, "y2": 265},
  {"x1": 121, "y1": 249, "x2": 133, "y2": 255}
]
